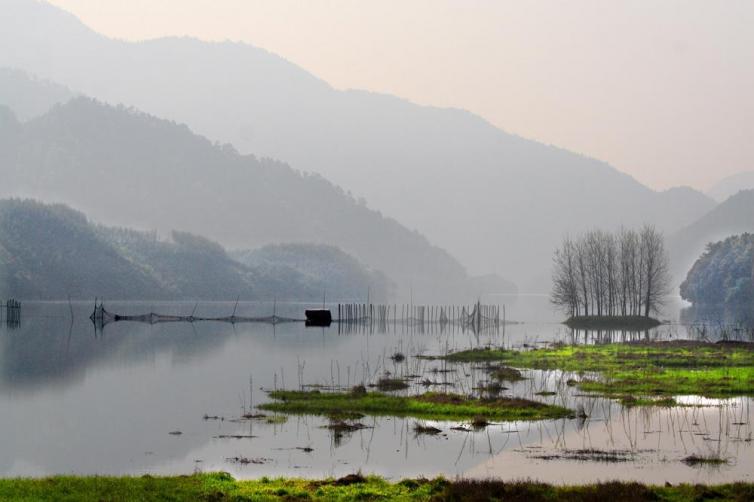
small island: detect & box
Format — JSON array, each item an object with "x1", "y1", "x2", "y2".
[
  {"x1": 551, "y1": 226, "x2": 670, "y2": 328},
  {"x1": 260, "y1": 388, "x2": 572, "y2": 422},
  {"x1": 564, "y1": 315, "x2": 661, "y2": 329}
]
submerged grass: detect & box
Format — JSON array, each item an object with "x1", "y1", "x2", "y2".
[
  {"x1": 259, "y1": 389, "x2": 571, "y2": 421},
  {"x1": 1, "y1": 473, "x2": 754, "y2": 501},
  {"x1": 374, "y1": 377, "x2": 410, "y2": 391},
  {"x1": 439, "y1": 341, "x2": 754, "y2": 400},
  {"x1": 682, "y1": 454, "x2": 730, "y2": 466},
  {"x1": 489, "y1": 366, "x2": 525, "y2": 382}
]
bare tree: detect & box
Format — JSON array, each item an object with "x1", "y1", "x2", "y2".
[
  {"x1": 551, "y1": 236, "x2": 580, "y2": 316},
  {"x1": 641, "y1": 225, "x2": 671, "y2": 317},
  {"x1": 551, "y1": 225, "x2": 670, "y2": 318}
]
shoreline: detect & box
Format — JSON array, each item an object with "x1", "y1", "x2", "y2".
[{"x1": 1, "y1": 473, "x2": 753, "y2": 501}]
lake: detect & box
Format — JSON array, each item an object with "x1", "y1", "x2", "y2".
[{"x1": 0, "y1": 297, "x2": 752, "y2": 484}]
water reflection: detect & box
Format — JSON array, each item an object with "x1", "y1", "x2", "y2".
[
  {"x1": 681, "y1": 302, "x2": 754, "y2": 327},
  {"x1": 468, "y1": 395, "x2": 753, "y2": 484},
  {"x1": 0, "y1": 300, "x2": 751, "y2": 482}
]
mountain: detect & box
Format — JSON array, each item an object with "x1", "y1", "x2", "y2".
[
  {"x1": 0, "y1": 199, "x2": 159, "y2": 300},
  {"x1": 0, "y1": 68, "x2": 74, "y2": 121},
  {"x1": 669, "y1": 190, "x2": 754, "y2": 284},
  {"x1": 233, "y1": 244, "x2": 393, "y2": 301},
  {"x1": 707, "y1": 171, "x2": 754, "y2": 202},
  {"x1": 0, "y1": 0, "x2": 716, "y2": 291},
  {"x1": 0, "y1": 98, "x2": 471, "y2": 301},
  {"x1": 0, "y1": 199, "x2": 389, "y2": 301},
  {"x1": 680, "y1": 233, "x2": 754, "y2": 308}
]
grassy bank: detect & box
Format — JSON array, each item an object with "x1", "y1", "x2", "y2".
[
  {"x1": 1, "y1": 473, "x2": 754, "y2": 501},
  {"x1": 564, "y1": 316, "x2": 662, "y2": 329},
  {"x1": 259, "y1": 389, "x2": 571, "y2": 421},
  {"x1": 437, "y1": 341, "x2": 754, "y2": 400}
]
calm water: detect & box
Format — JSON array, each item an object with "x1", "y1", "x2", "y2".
[{"x1": 0, "y1": 297, "x2": 752, "y2": 483}]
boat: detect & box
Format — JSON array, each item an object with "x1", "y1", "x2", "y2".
[{"x1": 305, "y1": 309, "x2": 332, "y2": 326}]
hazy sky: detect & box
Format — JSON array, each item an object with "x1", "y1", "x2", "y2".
[{"x1": 47, "y1": 0, "x2": 754, "y2": 191}]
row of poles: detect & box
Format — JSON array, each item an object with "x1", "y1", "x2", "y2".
[
  {"x1": 336, "y1": 301, "x2": 504, "y2": 334},
  {"x1": 1, "y1": 299, "x2": 21, "y2": 327}
]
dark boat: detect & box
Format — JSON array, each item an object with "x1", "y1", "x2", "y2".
[{"x1": 305, "y1": 309, "x2": 332, "y2": 327}]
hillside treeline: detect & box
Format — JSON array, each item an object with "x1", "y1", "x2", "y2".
[
  {"x1": 680, "y1": 233, "x2": 754, "y2": 308},
  {"x1": 551, "y1": 226, "x2": 670, "y2": 318},
  {"x1": 0, "y1": 97, "x2": 470, "y2": 301},
  {"x1": 0, "y1": 199, "x2": 390, "y2": 301}
]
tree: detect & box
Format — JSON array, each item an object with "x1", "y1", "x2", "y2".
[
  {"x1": 551, "y1": 226, "x2": 670, "y2": 318},
  {"x1": 640, "y1": 225, "x2": 671, "y2": 317},
  {"x1": 680, "y1": 233, "x2": 754, "y2": 307},
  {"x1": 551, "y1": 237, "x2": 579, "y2": 316}
]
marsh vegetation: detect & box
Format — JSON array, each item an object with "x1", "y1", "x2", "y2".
[
  {"x1": 437, "y1": 341, "x2": 754, "y2": 400},
  {"x1": 1, "y1": 473, "x2": 753, "y2": 501},
  {"x1": 2, "y1": 301, "x2": 753, "y2": 484},
  {"x1": 260, "y1": 388, "x2": 571, "y2": 422}
]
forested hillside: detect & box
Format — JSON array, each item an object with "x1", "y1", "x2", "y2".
[
  {"x1": 680, "y1": 234, "x2": 754, "y2": 308},
  {"x1": 0, "y1": 99, "x2": 470, "y2": 301},
  {"x1": 234, "y1": 244, "x2": 392, "y2": 301},
  {"x1": 669, "y1": 190, "x2": 754, "y2": 284},
  {"x1": 0, "y1": 200, "x2": 161, "y2": 299},
  {"x1": 0, "y1": 199, "x2": 389, "y2": 301}
]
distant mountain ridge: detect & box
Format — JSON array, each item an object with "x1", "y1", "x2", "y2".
[
  {"x1": 0, "y1": 0, "x2": 716, "y2": 291},
  {"x1": 0, "y1": 98, "x2": 476, "y2": 301},
  {"x1": 0, "y1": 68, "x2": 75, "y2": 121},
  {"x1": 0, "y1": 199, "x2": 390, "y2": 301},
  {"x1": 233, "y1": 244, "x2": 394, "y2": 300},
  {"x1": 707, "y1": 171, "x2": 754, "y2": 203},
  {"x1": 669, "y1": 190, "x2": 754, "y2": 284}
]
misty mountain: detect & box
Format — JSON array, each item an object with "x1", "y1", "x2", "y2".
[
  {"x1": 0, "y1": 68, "x2": 74, "y2": 121},
  {"x1": 707, "y1": 171, "x2": 754, "y2": 203},
  {"x1": 0, "y1": 199, "x2": 389, "y2": 301},
  {"x1": 0, "y1": 0, "x2": 717, "y2": 291},
  {"x1": 233, "y1": 244, "x2": 393, "y2": 301},
  {"x1": 0, "y1": 99, "x2": 471, "y2": 301},
  {"x1": 669, "y1": 190, "x2": 754, "y2": 284},
  {"x1": 0, "y1": 199, "x2": 160, "y2": 300}
]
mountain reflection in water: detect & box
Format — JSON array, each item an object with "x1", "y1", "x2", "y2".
[{"x1": 0, "y1": 298, "x2": 751, "y2": 482}]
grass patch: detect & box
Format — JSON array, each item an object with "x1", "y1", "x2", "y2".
[
  {"x1": 529, "y1": 448, "x2": 636, "y2": 463},
  {"x1": 438, "y1": 341, "x2": 754, "y2": 400},
  {"x1": 476, "y1": 381, "x2": 507, "y2": 395},
  {"x1": 470, "y1": 415, "x2": 491, "y2": 429},
  {"x1": 323, "y1": 419, "x2": 370, "y2": 433},
  {"x1": 1, "y1": 473, "x2": 754, "y2": 501},
  {"x1": 619, "y1": 396, "x2": 677, "y2": 407},
  {"x1": 682, "y1": 454, "x2": 729, "y2": 466},
  {"x1": 373, "y1": 377, "x2": 409, "y2": 391},
  {"x1": 259, "y1": 389, "x2": 571, "y2": 421},
  {"x1": 565, "y1": 315, "x2": 662, "y2": 329},
  {"x1": 489, "y1": 366, "x2": 525, "y2": 382},
  {"x1": 264, "y1": 415, "x2": 288, "y2": 425},
  {"x1": 413, "y1": 423, "x2": 442, "y2": 435}
]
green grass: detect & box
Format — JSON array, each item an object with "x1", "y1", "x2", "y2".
[
  {"x1": 259, "y1": 389, "x2": 571, "y2": 421},
  {"x1": 438, "y1": 342, "x2": 754, "y2": 400},
  {"x1": 565, "y1": 315, "x2": 662, "y2": 329},
  {"x1": 1, "y1": 473, "x2": 754, "y2": 501},
  {"x1": 682, "y1": 454, "x2": 729, "y2": 466}
]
